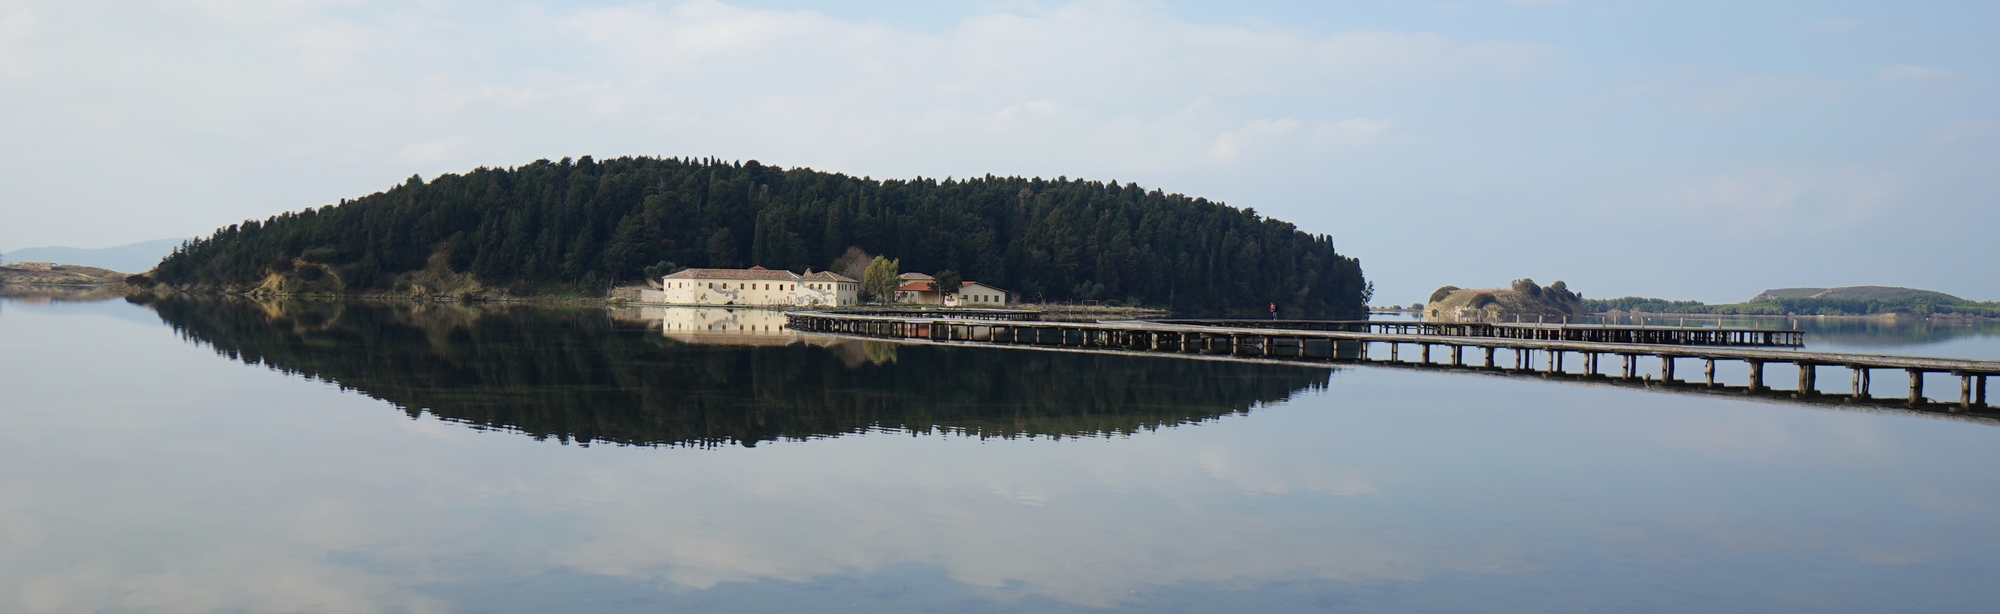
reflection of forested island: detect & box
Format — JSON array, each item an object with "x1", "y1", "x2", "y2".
[{"x1": 141, "y1": 298, "x2": 1331, "y2": 447}]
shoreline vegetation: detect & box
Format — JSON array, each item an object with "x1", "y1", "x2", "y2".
[{"x1": 140, "y1": 155, "x2": 1369, "y2": 318}]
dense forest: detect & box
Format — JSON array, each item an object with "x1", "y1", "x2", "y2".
[
  {"x1": 140, "y1": 298, "x2": 1330, "y2": 447},
  {"x1": 152, "y1": 156, "x2": 1368, "y2": 317}
]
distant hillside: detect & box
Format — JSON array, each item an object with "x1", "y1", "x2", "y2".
[
  {"x1": 150, "y1": 156, "x2": 1368, "y2": 317},
  {"x1": 2, "y1": 238, "x2": 185, "y2": 274},
  {"x1": 1587, "y1": 285, "x2": 1997, "y2": 317},
  {"x1": 1750, "y1": 286, "x2": 1963, "y2": 302}
]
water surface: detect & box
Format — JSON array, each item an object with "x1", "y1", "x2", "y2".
[{"x1": 4, "y1": 297, "x2": 2000, "y2": 613}]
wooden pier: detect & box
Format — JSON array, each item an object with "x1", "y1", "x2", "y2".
[
  {"x1": 1151, "y1": 319, "x2": 1804, "y2": 347},
  {"x1": 784, "y1": 312, "x2": 1997, "y2": 411}
]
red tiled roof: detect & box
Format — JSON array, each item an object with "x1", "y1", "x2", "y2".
[
  {"x1": 663, "y1": 268, "x2": 802, "y2": 281},
  {"x1": 897, "y1": 281, "x2": 934, "y2": 292}
]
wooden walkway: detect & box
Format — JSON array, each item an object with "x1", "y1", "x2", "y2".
[
  {"x1": 784, "y1": 312, "x2": 1997, "y2": 410},
  {"x1": 1150, "y1": 319, "x2": 1804, "y2": 347}
]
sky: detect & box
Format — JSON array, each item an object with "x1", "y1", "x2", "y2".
[{"x1": 0, "y1": 0, "x2": 1994, "y2": 303}]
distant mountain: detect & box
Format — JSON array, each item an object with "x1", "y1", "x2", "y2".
[
  {"x1": 1751, "y1": 286, "x2": 1963, "y2": 302},
  {"x1": 1, "y1": 238, "x2": 185, "y2": 274}
]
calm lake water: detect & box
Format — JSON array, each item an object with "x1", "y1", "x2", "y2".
[{"x1": 5, "y1": 297, "x2": 2000, "y2": 613}]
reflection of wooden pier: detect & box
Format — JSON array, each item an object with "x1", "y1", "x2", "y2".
[{"x1": 784, "y1": 313, "x2": 1996, "y2": 411}]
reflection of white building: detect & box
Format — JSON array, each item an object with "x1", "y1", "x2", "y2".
[
  {"x1": 651, "y1": 306, "x2": 795, "y2": 339},
  {"x1": 661, "y1": 267, "x2": 858, "y2": 307},
  {"x1": 613, "y1": 306, "x2": 864, "y2": 349}
]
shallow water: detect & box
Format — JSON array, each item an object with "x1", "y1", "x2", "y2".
[{"x1": 4, "y1": 298, "x2": 2000, "y2": 613}]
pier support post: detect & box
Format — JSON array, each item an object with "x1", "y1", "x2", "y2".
[
  {"x1": 1909, "y1": 369, "x2": 1926, "y2": 405},
  {"x1": 1961, "y1": 374, "x2": 1975, "y2": 410},
  {"x1": 1389, "y1": 342, "x2": 1399, "y2": 363},
  {"x1": 1747, "y1": 360, "x2": 1764, "y2": 391},
  {"x1": 1422, "y1": 344, "x2": 1432, "y2": 364},
  {"x1": 1661, "y1": 356, "x2": 1676, "y2": 383},
  {"x1": 1704, "y1": 358, "x2": 1716, "y2": 386},
  {"x1": 1451, "y1": 345, "x2": 1463, "y2": 366},
  {"x1": 1980, "y1": 375, "x2": 1989, "y2": 408},
  {"x1": 1620, "y1": 354, "x2": 1634, "y2": 379},
  {"x1": 1484, "y1": 347, "x2": 1496, "y2": 368},
  {"x1": 1798, "y1": 363, "x2": 1816, "y2": 396}
]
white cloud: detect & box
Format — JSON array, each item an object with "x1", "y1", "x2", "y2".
[
  {"x1": 1311, "y1": 118, "x2": 1392, "y2": 149},
  {"x1": 1876, "y1": 65, "x2": 1957, "y2": 83},
  {"x1": 0, "y1": 0, "x2": 1557, "y2": 252},
  {"x1": 0, "y1": 8, "x2": 41, "y2": 78}
]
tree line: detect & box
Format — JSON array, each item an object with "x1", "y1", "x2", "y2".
[{"x1": 152, "y1": 156, "x2": 1369, "y2": 317}]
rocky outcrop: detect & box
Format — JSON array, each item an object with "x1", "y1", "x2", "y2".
[{"x1": 1423, "y1": 279, "x2": 1584, "y2": 323}]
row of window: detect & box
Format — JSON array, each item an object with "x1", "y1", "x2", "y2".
[{"x1": 668, "y1": 281, "x2": 855, "y2": 292}]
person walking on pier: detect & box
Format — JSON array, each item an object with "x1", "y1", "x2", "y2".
[{"x1": 1270, "y1": 302, "x2": 1277, "y2": 320}]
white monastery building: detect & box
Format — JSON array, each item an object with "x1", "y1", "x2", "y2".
[{"x1": 661, "y1": 266, "x2": 859, "y2": 307}]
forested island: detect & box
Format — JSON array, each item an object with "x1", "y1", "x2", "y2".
[{"x1": 149, "y1": 156, "x2": 1368, "y2": 317}]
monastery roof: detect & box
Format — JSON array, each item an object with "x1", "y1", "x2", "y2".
[
  {"x1": 663, "y1": 267, "x2": 802, "y2": 281},
  {"x1": 803, "y1": 271, "x2": 857, "y2": 283},
  {"x1": 898, "y1": 280, "x2": 1006, "y2": 293}
]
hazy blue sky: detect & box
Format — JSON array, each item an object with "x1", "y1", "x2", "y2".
[{"x1": 1, "y1": 0, "x2": 1993, "y2": 302}]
